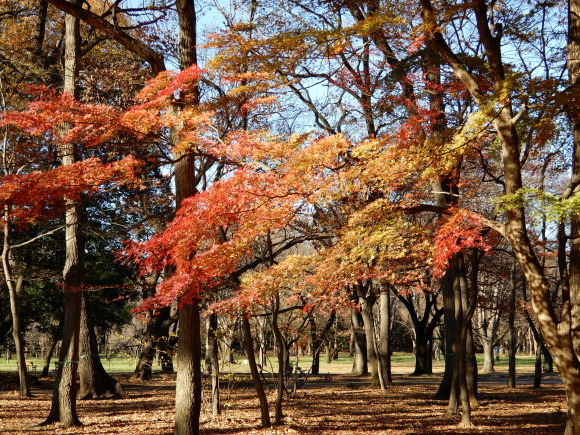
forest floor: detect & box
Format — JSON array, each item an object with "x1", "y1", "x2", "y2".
[{"x1": 0, "y1": 366, "x2": 566, "y2": 434}]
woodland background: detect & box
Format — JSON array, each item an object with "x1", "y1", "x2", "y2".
[{"x1": 0, "y1": 0, "x2": 579, "y2": 434}]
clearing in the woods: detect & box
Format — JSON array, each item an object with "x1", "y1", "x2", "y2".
[{"x1": 0, "y1": 354, "x2": 566, "y2": 434}]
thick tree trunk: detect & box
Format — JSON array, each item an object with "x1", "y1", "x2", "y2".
[
  {"x1": 481, "y1": 341, "x2": 495, "y2": 373},
  {"x1": 355, "y1": 285, "x2": 380, "y2": 386},
  {"x1": 132, "y1": 306, "x2": 172, "y2": 380},
  {"x1": 350, "y1": 308, "x2": 368, "y2": 375},
  {"x1": 173, "y1": 1, "x2": 202, "y2": 433},
  {"x1": 78, "y1": 294, "x2": 127, "y2": 399},
  {"x1": 242, "y1": 316, "x2": 271, "y2": 428},
  {"x1": 435, "y1": 267, "x2": 456, "y2": 399},
  {"x1": 413, "y1": 331, "x2": 432, "y2": 375},
  {"x1": 378, "y1": 289, "x2": 393, "y2": 386},
  {"x1": 174, "y1": 301, "x2": 202, "y2": 435}
]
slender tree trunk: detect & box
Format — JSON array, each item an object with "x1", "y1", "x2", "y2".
[
  {"x1": 271, "y1": 295, "x2": 285, "y2": 425},
  {"x1": 2, "y1": 230, "x2": 30, "y2": 397},
  {"x1": 41, "y1": 337, "x2": 58, "y2": 377},
  {"x1": 308, "y1": 312, "x2": 321, "y2": 375},
  {"x1": 207, "y1": 313, "x2": 220, "y2": 416},
  {"x1": 42, "y1": 2, "x2": 82, "y2": 425},
  {"x1": 242, "y1": 316, "x2": 271, "y2": 428},
  {"x1": 507, "y1": 262, "x2": 517, "y2": 388}
]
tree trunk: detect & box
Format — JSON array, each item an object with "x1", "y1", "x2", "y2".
[
  {"x1": 173, "y1": 1, "x2": 202, "y2": 433},
  {"x1": 355, "y1": 284, "x2": 380, "y2": 386},
  {"x1": 350, "y1": 307, "x2": 368, "y2": 375},
  {"x1": 242, "y1": 316, "x2": 271, "y2": 428},
  {"x1": 174, "y1": 301, "x2": 202, "y2": 435},
  {"x1": 41, "y1": 337, "x2": 58, "y2": 377},
  {"x1": 132, "y1": 306, "x2": 171, "y2": 380},
  {"x1": 413, "y1": 331, "x2": 432, "y2": 375},
  {"x1": 378, "y1": 288, "x2": 393, "y2": 386},
  {"x1": 435, "y1": 267, "x2": 456, "y2": 399},
  {"x1": 206, "y1": 313, "x2": 220, "y2": 416},
  {"x1": 271, "y1": 295, "x2": 285, "y2": 425},
  {"x1": 42, "y1": 2, "x2": 82, "y2": 426},
  {"x1": 2, "y1": 235, "x2": 30, "y2": 397},
  {"x1": 507, "y1": 262, "x2": 517, "y2": 389},
  {"x1": 78, "y1": 293, "x2": 127, "y2": 399},
  {"x1": 481, "y1": 341, "x2": 495, "y2": 373}
]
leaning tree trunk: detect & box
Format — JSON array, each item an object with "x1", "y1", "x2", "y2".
[
  {"x1": 41, "y1": 337, "x2": 58, "y2": 377},
  {"x1": 242, "y1": 315, "x2": 271, "y2": 428},
  {"x1": 78, "y1": 293, "x2": 127, "y2": 399},
  {"x1": 42, "y1": 2, "x2": 83, "y2": 426}
]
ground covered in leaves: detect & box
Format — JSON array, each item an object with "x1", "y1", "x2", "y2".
[{"x1": 0, "y1": 372, "x2": 566, "y2": 434}]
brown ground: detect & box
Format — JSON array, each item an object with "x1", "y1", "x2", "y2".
[{"x1": 0, "y1": 372, "x2": 566, "y2": 434}]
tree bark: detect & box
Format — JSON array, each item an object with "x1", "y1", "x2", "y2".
[
  {"x1": 271, "y1": 295, "x2": 285, "y2": 425},
  {"x1": 207, "y1": 312, "x2": 220, "y2": 416},
  {"x1": 41, "y1": 337, "x2": 58, "y2": 377},
  {"x1": 78, "y1": 293, "x2": 127, "y2": 399},
  {"x1": 174, "y1": 302, "x2": 202, "y2": 435},
  {"x1": 42, "y1": 1, "x2": 82, "y2": 426},
  {"x1": 242, "y1": 316, "x2": 271, "y2": 428},
  {"x1": 378, "y1": 288, "x2": 393, "y2": 386},
  {"x1": 507, "y1": 262, "x2": 517, "y2": 389},
  {"x1": 2, "y1": 235, "x2": 30, "y2": 397},
  {"x1": 350, "y1": 307, "x2": 368, "y2": 375},
  {"x1": 173, "y1": 1, "x2": 202, "y2": 433},
  {"x1": 355, "y1": 284, "x2": 380, "y2": 386}
]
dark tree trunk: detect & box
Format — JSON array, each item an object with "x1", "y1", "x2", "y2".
[
  {"x1": 309, "y1": 312, "x2": 321, "y2": 375},
  {"x1": 207, "y1": 312, "x2": 220, "y2": 416},
  {"x1": 78, "y1": 294, "x2": 127, "y2": 399},
  {"x1": 174, "y1": 301, "x2": 202, "y2": 435},
  {"x1": 41, "y1": 337, "x2": 58, "y2": 377},
  {"x1": 271, "y1": 295, "x2": 285, "y2": 425},
  {"x1": 413, "y1": 331, "x2": 432, "y2": 375},
  {"x1": 42, "y1": 2, "x2": 83, "y2": 426},
  {"x1": 242, "y1": 316, "x2": 271, "y2": 428},
  {"x1": 132, "y1": 306, "x2": 172, "y2": 380},
  {"x1": 435, "y1": 266, "x2": 456, "y2": 399}
]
